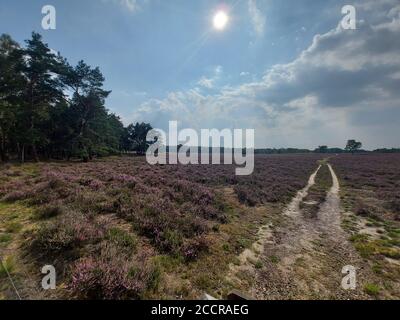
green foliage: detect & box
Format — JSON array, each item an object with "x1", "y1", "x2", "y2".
[
  {"x1": 0, "y1": 256, "x2": 16, "y2": 279},
  {"x1": 269, "y1": 255, "x2": 280, "y2": 264},
  {"x1": 0, "y1": 233, "x2": 12, "y2": 244},
  {"x1": 364, "y1": 283, "x2": 380, "y2": 297},
  {"x1": 345, "y1": 139, "x2": 362, "y2": 154},
  {"x1": 34, "y1": 204, "x2": 64, "y2": 220},
  {"x1": 106, "y1": 228, "x2": 137, "y2": 252},
  {"x1": 122, "y1": 122, "x2": 154, "y2": 155},
  {"x1": 0, "y1": 32, "x2": 150, "y2": 163}
]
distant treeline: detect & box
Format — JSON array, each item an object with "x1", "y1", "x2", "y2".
[
  {"x1": 373, "y1": 148, "x2": 400, "y2": 153},
  {"x1": 164, "y1": 147, "x2": 400, "y2": 155},
  {"x1": 0, "y1": 32, "x2": 153, "y2": 162},
  {"x1": 256, "y1": 148, "x2": 400, "y2": 154},
  {"x1": 255, "y1": 148, "x2": 313, "y2": 154}
]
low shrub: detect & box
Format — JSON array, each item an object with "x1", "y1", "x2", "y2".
[
  {"x1": 35, "y1": 204, "x2": 64, "y2": 220},
  {"x1": 2, "y1": 190, "x2": 29, "y2": 202},
  {"x1": 181, "y1": 236, "x2": 209, "y2": 261},
  {"x1": 70, "y1": 244, "x2": 160, "y2": 299},
  {"x1": 30, "y1": 212, "x2": 105, "y2": 256},
  {"x1": 106, "y1": 228, "x2": 137, "y2": 253}
]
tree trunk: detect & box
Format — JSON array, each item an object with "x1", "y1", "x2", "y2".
[
  {"x1": 0, "y1": 127, "x2": 7, "y2": 162},
  {"x1": 21, "y1": 144, "x2": 25, "y2": 163},
  {"x1": 0, "y1": 147, "x2": 6, "y2": 162},
  {"x1": 0, "y1": 136, "x2": 6, "y2": 162},
  {"x1": 32, "y1": 144, "x2": 39, "y2": 162}
]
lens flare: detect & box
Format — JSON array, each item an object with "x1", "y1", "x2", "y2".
[{"x1": 213, "y1": 11, "x2": 229, "y2": 30}]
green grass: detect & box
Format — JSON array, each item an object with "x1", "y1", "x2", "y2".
[
  {"x1": 4, "y1": 221, "x2": 23, "y2": 233},
  {"x1": 372, "y1": 264, "x2": 383, "y2": 275},
  {"x1": 152, "y1": 255, "x2": 183, "y2": 272},
  {"x1": 237, "y1": 238, "x2": 252, "y2": 250},
  {"x1": 106, "y1": 228, "x2": 137, "y2": 252},
  {"x1": 300, "y1": 164, "x2": 332, "y2": 217},
  {"x1": 34, "y1": 205, "x2": 63, "y2": 220},
  {"x1": 0, "y1": 256, "x2": 16, "y2": 279},
  {"x1": 350, "y1": 232, "x2": 400, "y2": 259},
  {"x1": 269, "y1": 255, "x2": 280, "y2": 264},
  {"x1": 232, "y1": 257, "x2": 241, "y2": 266},
  {"x1": 0, "y1": 233, "x2": 12, "y2": 244},
  {"x1": 194, "y1": 274, "x2": 213, "y2": 290},
  {"x1": 364, "y1": 283, "x2": 380, "y2": 297}
]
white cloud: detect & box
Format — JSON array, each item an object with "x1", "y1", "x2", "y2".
[
  {"x1": 129, "y1": 1, "x2": 400, "y2": 149},
  {"x1": 197, "y1": 77, "x2": 214, "y2": 89},
  {"x1": 197, "y1": 66, "x2": 223, "y2": 89},
  {"x1": 104, "y1": 0, "x2": 147, "y2": 13},
  {"x1": 248, "y1": 0, "x2": 266, "y2": 37}
]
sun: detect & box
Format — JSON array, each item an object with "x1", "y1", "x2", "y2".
[{"x1": 213, "y1": 11, "x2": 229, "y2": 30}]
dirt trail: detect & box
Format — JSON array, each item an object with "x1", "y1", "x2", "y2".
[
  {"x1": 226, "y1": 166, "x2": 321, "y2": 288},
  {"x1": 228, "y1": 163, "x2": 374, "y2": 300}
]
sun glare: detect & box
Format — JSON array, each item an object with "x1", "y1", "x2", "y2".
[{"x1": 213, "y1": 10, "x2": 229, "y2": 30}]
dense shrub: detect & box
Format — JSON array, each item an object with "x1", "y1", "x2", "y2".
[
  {"x1": 30, "y1": 212, "x2": 106, "y2": 256},
  {"x1": 181, "y1": 236, "x2": 209, "y2": 261},
  {"x1": 1, "y1": 190, "x2": 29, "y2": 202},
  {"x1": 34, "y1": 204, "x2": 64, "y2": 220},
  {"x1": 70, "y1": 244, "x2": 159, "y2": 299},
  {"x1": 332, "y1": 154, "x2": 400, "y2": 221}
]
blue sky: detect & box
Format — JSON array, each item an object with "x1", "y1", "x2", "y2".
[{"x1": 1, "y1": 0, "x2": 400, "y2": 149}]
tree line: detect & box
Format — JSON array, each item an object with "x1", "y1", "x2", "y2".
[{"x1": 0, "y1": 32, "x2": 153, "y2": 162}]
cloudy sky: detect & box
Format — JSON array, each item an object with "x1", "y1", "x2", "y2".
[{"x1": 1, "y1": 0, "x2": 399, "y2": 149}]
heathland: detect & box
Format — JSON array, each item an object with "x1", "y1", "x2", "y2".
[{"x1": 1, "y1": 153, "x2": 399, "y2": 300}]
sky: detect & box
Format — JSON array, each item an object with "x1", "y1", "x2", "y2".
[{"x1": 0, "y1": 0, "x2": 399, "y2": 149}]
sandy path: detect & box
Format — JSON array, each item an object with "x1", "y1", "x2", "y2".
[{"x1": 228, "y1": 163, "x2": 373, "y2": 300}]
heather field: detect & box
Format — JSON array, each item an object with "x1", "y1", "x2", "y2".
[
  {"x1": 1, "y1": 153, "x2": 400, "y2": 300},
  {"x1": 331, "y1": 154, "x2": 400, "y2": 298},
  {"x1": 0, "y1": 154, "x2": 321, "y2": 299},
  {"x1": 332, "y1": 154, "x2": 400, "y2": 222}
]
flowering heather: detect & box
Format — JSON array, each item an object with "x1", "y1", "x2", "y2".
[
  {"x1": 1, "y1": 156, "x2": 321, "y2": 254},
  {"x1": 70, "y1": 244, "x2": 159, "y2": 300},
  {"x1": 30, "y1": 210, "x2": 107, "y2": 256},
  {"x1": 331, "y1": 154, "x2": 400, "y2": 221},
  {"x1": 0, "y1": 155, "x2": 320, "y2": 298}
]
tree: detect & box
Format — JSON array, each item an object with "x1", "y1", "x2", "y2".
[
  {"x1": 62, "y1": 60, "x2": 112, "y2": 161},
  {"x1": 123, "y1": 122, "x2": 153, "y2": 155},
  {"x1": 0, "y1": 34, "x2": 25, "y2": 162},
  {"x1": 19, "y1": 32, "x2": 65, "y2": 162},
  {"x1": 0, "y1": 32, "x2": 146, "y2": 162},
  {"x1": 345, "y1": 140, "x2": 362, "y2": 154},
  {"x1": 315, "y1": 146, "x2": 328, "y2": 153}
]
